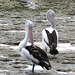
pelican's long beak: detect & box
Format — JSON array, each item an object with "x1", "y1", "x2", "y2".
[
  {"x1": 51, "y1": 15, "x2": 56, "y2": 29},
  {"x1": 29, "y1": 27, "x2": 34, "y2": 45}
]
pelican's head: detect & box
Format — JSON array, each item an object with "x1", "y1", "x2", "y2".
[
  {"x1": 25, "y1": 20, "x2": 34, "y2": 45},
  {"x1": 25, "y1": 20, "x2": 34, "y2": 29},
  {"x1": 46, "y1": 9, "x2": 56, "y2": 29},
  {"x1": 47, "y1": 9, "x2": 55, "y2": 17}
]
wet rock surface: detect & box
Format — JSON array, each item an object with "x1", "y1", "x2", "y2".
[
  {"x1": 0, "y1": 43, "x2": 75, "y2": 75},
  {"x1": 0, "y1": 0, "x2": 75, "y2": 75},
  {"x1": 0, "y1": 0, "x2": 75, "y2": 45}
]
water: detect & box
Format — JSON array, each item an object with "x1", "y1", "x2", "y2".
[
  {"x1": 58, "y1": 71, "x2": 75, "y2": 75},
  {"x1": 23, "y1": 65, "x2": 43, "y2": 71}
]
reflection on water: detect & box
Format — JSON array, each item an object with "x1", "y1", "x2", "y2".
[
  {"x1": 0, "y1": 70, "x2": 9, "y2": 72},
  {"x1": 58, "y1": 71, "x2": 69, "y2": 74},
  {"x1": 22, "y1": 65, "x2": 43, "y2": 71},
  {"x1": 57, "y1": 71, "x2": 75, "y2": 75},
  {"x1": 0, "y1": 55, "x2": 8, "y2": 58}
]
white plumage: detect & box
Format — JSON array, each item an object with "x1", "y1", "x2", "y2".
[
  {"x1": 18, "y1": 20, "x2": 51, "y2": 73},
  {"x1": 42, "y1": 9, "x2": 59, "y2": 55},
  {"x1": 21, "y1": 48, "x2": 39, "y2": 64}
]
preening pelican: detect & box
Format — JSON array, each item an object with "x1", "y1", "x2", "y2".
[
  {"x1": 42, "y1": 9, "x2": 59, "y2": 56},
  {"x1": 18, "y1": 20, "x2": 51, "y2": 73}
]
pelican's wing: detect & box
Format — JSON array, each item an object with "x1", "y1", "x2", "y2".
[
  {"x1": 26, "y1": 45, "x2": 48, "y2": 61},
  {"x1": 45, "y1": 29, "x2": 52, "y2": 46},
  {"x1": 49, "y1": 30, "x2": 59, "y2": 55},
  {"x1": 21, "y1": 47, "x2": 39, "y2": 64},
  {"x1": 26, "y1": 45, "x2": 51, "y2": 70},
  {"x1": 34, "y1": 45, "x2": 51, "y2": 70},
  {"x1": 51, "y1": 30, "x2": 57, "y2": 47},
  {"x1": 35, "y1": 45, "x2": 49, "y2": 61}
]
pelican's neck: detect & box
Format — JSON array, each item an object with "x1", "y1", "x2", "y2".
[
  {"x1": 18, "y1": 31, "x2": 29, "y2": 52},
  {"x1": 47, "y1": 14, "x2": 57, "y2": 30}
]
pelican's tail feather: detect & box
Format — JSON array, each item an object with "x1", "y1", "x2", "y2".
[
  {"x1": 39, "y1": 61, "x2": 52, "y2": 70},
  {"x1": 50, "y1": 48, "x2": 59, "y2": 55}
]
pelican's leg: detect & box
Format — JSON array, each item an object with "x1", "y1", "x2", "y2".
[
  {"x1": 26, "y1": 64, "x2": 35, "y2": 74},
  {"x1": 25, "y1": 64, "x2": 35, "y2": 73},
  {"x1": 32, "y1": 64, "x2": 35, "y2": 73}
]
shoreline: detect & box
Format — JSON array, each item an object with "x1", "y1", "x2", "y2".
[{"x1": 0, "y1": 42, "x2": 75, "y2": 53}]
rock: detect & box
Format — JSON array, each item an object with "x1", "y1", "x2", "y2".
[
  {"x1": 0, "y1": 31, "x2": 25, "y2": 44},
  {"x1": 0, "y1": 0, "x2": 75, "y2": 44},
  {"x1": 0, "y1": 57, "x2": 12, "y2": 62}
]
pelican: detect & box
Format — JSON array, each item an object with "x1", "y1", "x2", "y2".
[
  {"x1": 42, "y1": 9, "x2": 59, "y2": 56},
  {"x1": 18, "y1": 20, "x2": 51, "y2": 73}
]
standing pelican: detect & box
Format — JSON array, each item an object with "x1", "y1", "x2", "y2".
[
  {"x1": 42, "y1": 9, "x2": 59, "y2": 56},
  {"x1": 18, "y1": 20, "x2": 51, "y2": 73}
]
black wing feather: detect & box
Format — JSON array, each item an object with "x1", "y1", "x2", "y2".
[
  {"x1": 45, "y1": 29, "x2": 59, "y2": 55},
  {"x1": 26, "y1": 45, "x2": 48, "y2": 61},
  {"x1": 45, "y1": 29, "x2": 52, "y2": 45},
  {"x1": 25, "y1": 45, "x2": 51, "y2": 70},
  {"x1": 52, "y1": 30, "x2": 57, "y2": 47}
]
